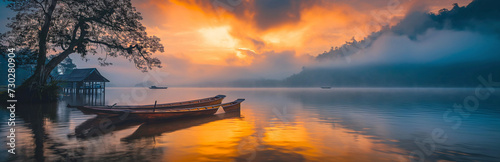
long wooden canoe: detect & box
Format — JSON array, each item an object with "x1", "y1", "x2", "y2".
[
  {"x1": 77, "y1": 99, "x2": 245, "y2": 120},
  {"x1": 70, "y1": 95, "x2": 226, "y2": 113},
  {"x1": 125, "y1": 106, "x2": 220, "y2": 120}
]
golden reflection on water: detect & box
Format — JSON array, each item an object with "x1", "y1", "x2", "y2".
[
  {"x1": 157, "y1": 115, "x2": 254, "y2": 161},
  {"x1": 121, "y1": 106, "x2": 408, "y2": 161},
  {"x1": 6, "y1": 88, "x2": 500, "y2": 161}
]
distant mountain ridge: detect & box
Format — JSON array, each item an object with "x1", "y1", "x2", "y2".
[
  {"x1": 316, "y1": 0, "x2": 500, "y2": 61},
  {"x1": 290, "y1": 0, "x2": 500, "y2": 87}
]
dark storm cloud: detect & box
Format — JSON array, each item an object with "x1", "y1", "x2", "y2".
[
  {"x1": 253, "y1": 0, "x2": 301, "y2": 30},
  {"x1": 167, "y1": 0, "x2": 322, "y2": 31},
  {"x1": 251, "y1": 0, "x2": 324, "y2": 30}
]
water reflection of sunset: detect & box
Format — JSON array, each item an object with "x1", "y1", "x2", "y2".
[
  {"x1": 157, "y1": 115, "x2": 254, "y2": 161},
  {"x1": 120, "y1": 105, "x2": 407, "y2": 161},
  {"x1": 4, "y1": 88, "x2": 499, "y2": 161},
  {"x1": 261, "y1": 115, "x2": 407, "y2": 161}
]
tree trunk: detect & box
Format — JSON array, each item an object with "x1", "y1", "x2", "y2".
[
  {"x1": 26, "y1": 0, "x2": 58, "y2": 89},
  {"x1": 19, "y1": 49, "x2": 74, "y2": 102},
  {"x1": 17, "y1": 0, "x2": 59, "y2": 102}
]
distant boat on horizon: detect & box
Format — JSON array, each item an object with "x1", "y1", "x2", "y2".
[
  {"x1": 149, "y1": 86, "x2": 168, "y2": 89},
  {"x1": 321, "y1": 86, "x2": 332, "y2": 89}
]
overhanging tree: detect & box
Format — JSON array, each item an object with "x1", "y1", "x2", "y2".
[{"x1": 0, "y1": 0, "x2": 164, "y2": 101}]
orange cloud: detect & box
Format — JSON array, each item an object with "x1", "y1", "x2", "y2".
[{"x1": 125, "y1": 0, "x2": 473, "y2": 84}]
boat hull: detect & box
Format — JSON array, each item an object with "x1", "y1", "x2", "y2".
[
  {"x1": 128, "y1": 108, "x2": 219, "y2": 120},
  {"x1": 222, "y1": 99, "x2": 245, "y2": 113}
]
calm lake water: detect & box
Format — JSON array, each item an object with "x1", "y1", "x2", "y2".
[{"x1": 1, "y1": 87, "x2": 500, "y2": 162}]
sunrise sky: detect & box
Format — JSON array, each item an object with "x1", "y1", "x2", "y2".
[
  {"x1": 132, "y1": 0, "x2": 472, "y2": 65},
  {"x1": 0, "y1": 0, "x2": 476, "y2": 86}
]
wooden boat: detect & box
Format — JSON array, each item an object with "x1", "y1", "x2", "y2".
[
  {"x1": 222, "y1": 99, "x2": 245, "y2": 112},
  {"x1": 125, "y1": 106, "x2": 220, "y2": 120},
  {"x1": 149, "y1": 86, "x2": 168, "y2": 89},
  {"x1": 69, "y1": 95, "x2": 226, "y2": 114},
  {"x1": 77, "y1": 99, "x2": 245, "y2": 120}
]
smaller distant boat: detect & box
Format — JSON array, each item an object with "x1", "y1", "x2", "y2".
[
  {"x1": 321, "y1": 86, "x2": 332, "y2": 89},
  {"x1": 149, "y1": 86, "x2": 168, "y2": 89}
]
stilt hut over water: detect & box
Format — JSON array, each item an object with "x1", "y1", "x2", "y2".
[{"x1": 57, "y1": 68, "x2": 110, "y2": 94}]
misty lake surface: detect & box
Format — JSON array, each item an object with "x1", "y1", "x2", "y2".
[{"x1": 1, "y1": 87, "x2": 500, "y2": 162}]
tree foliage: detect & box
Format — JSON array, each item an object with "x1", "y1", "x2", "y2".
[
  {"x1": 0, "y1": 0, "x2": 164, "y2": 102},
  {"x1": 1, "y1": 0, "x2": 163, "y2": 80}
]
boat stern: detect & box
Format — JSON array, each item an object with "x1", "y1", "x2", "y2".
[
  {"x1": 216, "y1": 95, "x2": 226, "y2": 98},
  {"x1": 222, "y1": 99, "x2": 245, "y2": 113}
]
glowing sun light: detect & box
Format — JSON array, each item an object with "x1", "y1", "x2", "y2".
[{"x1": 198, "y1": 26, "x2": 238, "y2": 48}]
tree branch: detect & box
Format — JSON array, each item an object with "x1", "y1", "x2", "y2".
[
  {"x1": 43, "y1": 20, "x2": 88, "y2": 75},
  {"x1": 85, "y1": 38, "x2": 152, "y2": 64},
  {"x1": 85, "y1": 39, "x2": 138, "y2": 52},
  {"x1": 35, "y1": 0, "x2": 47, "y2": 14}
]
